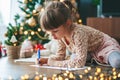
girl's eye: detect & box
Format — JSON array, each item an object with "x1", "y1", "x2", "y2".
[{"x1": 53, "y1": 30, "x2": 58, "y2": 33}]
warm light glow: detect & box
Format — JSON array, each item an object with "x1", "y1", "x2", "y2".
[
  {"x1": 34, "y1": 76, "x2": 40, "y2": 80},
  {"x1": 99, "y1": 73, "x2": 104, "y2": 78},
  {"x1": 69, "y1": 72, "x2": 74, "y2": 78},
  {"x1": 79, "y1": 75, "x2": 83, "y2": 79},
  {"x1": 38, "y1": 28, "x2": 41, "y2": 32},
  {"x1": 112, "y1": 68, "x2": 116, "y2": 71},
  {"x1": 66, "y1": 70, "x2": 69, "y2": 74},
  {"x1": 94, "y1": 76, "x2": 97, "y2": 80},
  {"x1": 100, "y1": 77, "x2": 104, "y2": 80},
  {"x1": 84, "y1": 69, "x2": 88, "y2": 73},
  {"x1": 13, "y1": 43, "x2": 16, "y2": 46},
  {"x1": 39, "y1": 75, "x2": 43, "y2": 78},
  {"x1": 24, "y1": 74, "x2": 29, "y2": 79},
  {"x1": 28, "y1": 36, "x2": 31, "y2": 40},
  {"x1": 60, "y1": 0, "x2": 64, "y2": 2},
  {"x1": 58, "y1": 76, "x2": 63, "y2": 80},
  {"x1": 63, "y1": 73, "x2": 68, "y2": 76},
  {"x1": 95, "y1": 72, "x2": 99, "y2": 76},
  {"x1": 78, "y1": 19, "x2": 82, "y2": 23},
  {"x1": 24, "y1": 31, "x2": 28, "y2": 35},
  {"x1": 53, "y1": 74, "x2": 57, "y2": 77},
  {"x1": 89, "y1": 75, "x2": 93, "y2": 80},
  {"x1": 113, "y1": 75, "x2": 117, "y2": 79},
  {"x1": 21, "y1": 76, "x2": 25, "y2": 80},
  {"x1": 31, "y1": 31, "x2": 35, "y2": 35},
  {"x1": 55, "y1": 77, "x2": 59, "y2": 80},
  {"x1": 65, "y1": 78, "x2": 69, "y2": 80},
  {"x1": 8, "y1": 76, "x2": 12, "y2": 80},
  {"x1": 20, "y1": 26, "x2": 24, "y2": 30},
  {"x1": 113, "y1": 71, "x2": 117, "y2": 75},
  {"x1": 118, "y1": 73, "x2": 120, "y2": 77},
  {"x1": 75, "y1": 66, "x2": 78, "y2": 68},
  {"x1": 43, "y1": 76, "x2": 47, "y2": 80},
  {"x1": 96, "y1": 67, "x2": 101, "y2": 73},
  {"x1": 33, "y1": 10, "x2": 37, "y2": 14},
  {"x1": 22, "y1": 0, "x2": 28, "y2": 4},
  {"x1": 109, "y1": 76, "x2": 112, "y2": 80},
  {"x1": 41, "y1": 8, "x2": 44, "y2": 12},
  {"x1": 35, "y1": 72, "x2": 39, "y2": 75},
  {"x1": 87, "y1": 67, "x2": 91, "y2": 71},
  {"x1": 20, "y1": 23, "x2": 24, "y2": 26}
]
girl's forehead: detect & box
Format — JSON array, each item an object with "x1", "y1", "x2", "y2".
[
  {"x1": 46, "y1": 28, "x2": 59, "y2": 33},
  {"x1": 45, "y1": 25, "x2": 65, "y2": 33}
]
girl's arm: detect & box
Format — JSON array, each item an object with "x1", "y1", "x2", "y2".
[{"x1": 48, "y1": 29, "x2": 88, "y2": 68}]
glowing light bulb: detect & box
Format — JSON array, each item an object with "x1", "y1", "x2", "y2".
[
  {"x1": 31, "y1": 31, "x2": 35, "y2": 35},
  {"x1": 24, "y1": 31, "x2": 28, "y2": 35},
  {"x1": 28, "y1": 36, "x2": 31, "y2": 40},
  {"x1": 38, "y1": 28, "x2": 41, "y2": 32}
]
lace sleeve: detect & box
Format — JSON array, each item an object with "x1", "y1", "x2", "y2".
[{"x1": 49, "y1": 40, "x2": 66, "y2": 60}]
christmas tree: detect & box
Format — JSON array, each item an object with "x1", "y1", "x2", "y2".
[
  {"x1": 4, "y1": 0, "x2": 82, "y2": 46},
  {"x1": 17, "y1": 0, "x2": 50, "y2": 44},
  {"x1": 4, "y1": 14, "x2": 24, "y2": 46},
  {"x1": 5, "y1": 0, "x2": 50, "y2": 46}
]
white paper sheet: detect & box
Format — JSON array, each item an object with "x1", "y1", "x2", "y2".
[
  {"x1": 14, "y1": 56, "x2": 49, "y2": 63},
  {"x1": 14, "y1": 58, "x2": 36, "y2": 63},
  {"x1": 30, "y1": 65, "x2": 88, "y2": 71}
]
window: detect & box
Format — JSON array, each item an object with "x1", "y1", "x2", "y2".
[{"x1": 0, "y1": 0, "x2": 20, "y2": 43}]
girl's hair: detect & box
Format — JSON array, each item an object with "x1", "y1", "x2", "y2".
[
  {"x1": 62, "y1": 0, "x2": 76, "y2": 13},
  {"x1": 40, "y1": 1, "x2": 71, "y2": 31}
]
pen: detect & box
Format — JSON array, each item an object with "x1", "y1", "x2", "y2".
[{"x1": 37, "y1": 49, "x2": 41, "y2": 59}]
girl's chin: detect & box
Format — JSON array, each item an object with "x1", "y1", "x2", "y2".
[
  {"x1": 53, "y1": 36, "x2": 62, "y2": 40},
  {"x1": 53, "y1": 37, "x2": 58, "y2": 39},
  {"x1": 53, "y1": 37, "x2": 58, "y2": 40}
]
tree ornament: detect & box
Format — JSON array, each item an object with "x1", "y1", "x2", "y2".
[
  {"x1": 32, "y1": 10, "x2": 38, "y2": 16},
  {"x1": 22, "y1": 0, "x2": 28, "y2": 4},
  {"x1": 35, "y1": 4, "x2": 43, "y2": 12},
  {"x1": 10, "y1": 35, "x2": 17, "y2": 43},
  {"x1": 35, "y1": 44, "x2": 45, "y2": 50},
  {"x1": 27, "y1": 17, "x2": 36, "y2": 27},
  {"x1": 26, "y1": 14, "x2": 31, "y2": 18}
]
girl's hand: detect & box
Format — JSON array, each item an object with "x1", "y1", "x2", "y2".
[{"x1": 38, "y1": 58, "x2": 48, "y2": 66}]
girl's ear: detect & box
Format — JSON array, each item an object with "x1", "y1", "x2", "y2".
[{"x1": 65, "y1": 19, "x2": 72, "y2": 27}]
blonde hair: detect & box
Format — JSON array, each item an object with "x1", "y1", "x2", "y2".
[{"x1": 40, "y1": 1, "x2": 71, "y2": 31}]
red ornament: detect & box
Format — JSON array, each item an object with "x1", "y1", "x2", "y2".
[{"x1": 35, "y1": 44, "x2": 45, "y2": 50}]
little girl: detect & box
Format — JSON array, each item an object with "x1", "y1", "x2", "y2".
[{"x1": 38, "y1": 1, "x2": 120, "y2": 68}]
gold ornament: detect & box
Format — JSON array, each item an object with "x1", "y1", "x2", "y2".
[
  {"x1": 32, "y1": 10, "x2": 38, "y2": 16},
  {"x1": 22, "y1": 0, "x2": 28, "y2": 4},
  {"x1": 27, "y1": 17, "x2": 36, "y2": 27}
]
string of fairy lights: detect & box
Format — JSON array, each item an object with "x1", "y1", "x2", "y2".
[{"x1": 6, "y1": 67, "x2": 120, "y2": 80}]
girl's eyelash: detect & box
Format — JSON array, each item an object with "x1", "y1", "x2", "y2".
[{"x1": 53, "y1": 30, "x2": 58, "y2": 32}]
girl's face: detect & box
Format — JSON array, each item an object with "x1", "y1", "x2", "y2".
[{"x1": 46, "y1": 25, "x2": 67, "y2": 40}]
